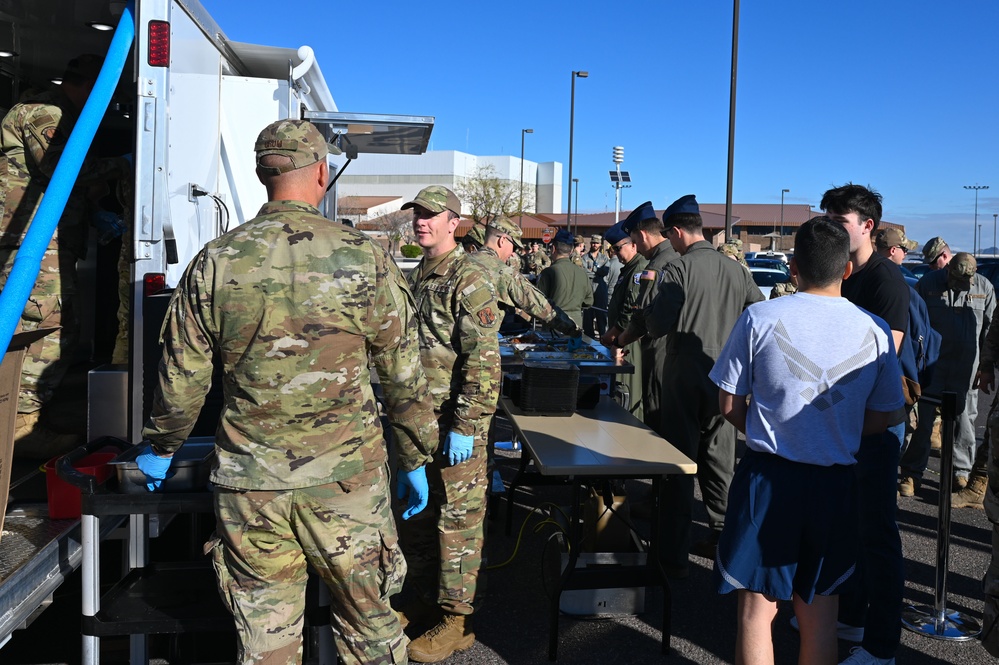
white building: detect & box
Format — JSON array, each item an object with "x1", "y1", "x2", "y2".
[{"x1": 335, "y1": 150, "x2": 563, "y2": 215}]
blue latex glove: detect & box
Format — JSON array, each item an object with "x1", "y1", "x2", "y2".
[
  {"x1": 397, "y1": 466, "x2": 429, "y2": 520},
  {"x1": 566, "y1": 336, "x2": 584, "y2": 352},
  {"x1": 93, "y1": 209, "x2": 126, "y2": 245},
  {"x1": 443, "y1": 431, "x2": 474, "y2": 466},
  {"x1": 135, "y1": 444, "x2": 173, "y2": 491}
]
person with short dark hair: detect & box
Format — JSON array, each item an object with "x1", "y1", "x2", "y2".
[
  {"x1": 644, "y1": 194, "x2": 764, "y2": 576},
  {"x1": 537, "y1": 230, "x2": 594, "y2": 327},
  {"x1": 822, "y1": 183, "x2": 908, "y2": 665},
  {"x1": 711, "y1": 217, "x2": 903, "y2": 665}
]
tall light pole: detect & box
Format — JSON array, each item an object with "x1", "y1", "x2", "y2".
[
  {"x1": 573, "y1": 178, "x2": 580, "y2": 231},
  {"x1": 779, "y1": 188, "x2": 789, "y2": 250},
  {"x1": 965, "y1": 184, "x2": 989, "y2": 254},
  {"x1": 724, "y1": 0, "x2": 740, "y2": 241},
  {"x1": 519, "y1": 128, "x2": 533, "y2": 228},
  {"x1": 567, "y1": 70, "x2": 588, "y2": 233},
  {"x1": 612, "y1": 146, "x2": 625, "y2": 223}
]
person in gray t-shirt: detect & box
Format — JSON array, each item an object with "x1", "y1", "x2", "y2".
[{"x1": 709, "y1": 217, "x2": 903, "y2": 665}]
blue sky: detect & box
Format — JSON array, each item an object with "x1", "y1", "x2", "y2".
[{"x1": 205, "y1": 0, "x2": 999, "y2": 252}]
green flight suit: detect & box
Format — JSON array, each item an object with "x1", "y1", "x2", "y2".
[
  {"x1": 622, "y1": 240, "x2": 680, "y2": 433},
  {"x1": 606, "y1": 252, "x2": 648, "y2": 420},
  {"x1": 536, "y1": 256, "x2": 593, "y2": 328},
  {"x1": 645, "y1": 239, "x2": 764, "y2": 569}
]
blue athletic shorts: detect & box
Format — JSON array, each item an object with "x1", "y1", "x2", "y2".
[{"x1": 714, "y1": 450, "x2": 859, "y2": 602}]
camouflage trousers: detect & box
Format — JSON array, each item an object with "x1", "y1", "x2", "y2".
[
  {"x1": 210, "y1": 465, "x2": 408, "y2": 665},
  {"x1": 0, "y1": 243, "x2": 79, "y2": 413},
  {"x1": 398, "y1": 432, "x2": 488, "y2": 617}
]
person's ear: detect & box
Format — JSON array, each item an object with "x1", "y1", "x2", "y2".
[
  {"x1": 842, "y1": 260, "x2": 854, "y2": 281},
  {"x1": 317, "y1": 160, "x2": 329, "y2": 191}
]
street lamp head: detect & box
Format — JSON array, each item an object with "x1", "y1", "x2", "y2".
[
  {"x1": 782, "y1": 188, "x2": 790, "y2": 193},
  {"x1": 524, "y1": 128, "x2": 533, "y2": 134},
  {"x1": 575, "y1": 71, "x2": 589, "y2": 78}
]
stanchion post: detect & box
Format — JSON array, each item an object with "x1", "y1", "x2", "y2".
[{"x1": 902, "y1": 391, "x2": 981, "y2": 640}]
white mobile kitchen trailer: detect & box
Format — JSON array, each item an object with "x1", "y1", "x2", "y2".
[{"x1": 0, "y1": 0, "x2": 433, "y2": 659}]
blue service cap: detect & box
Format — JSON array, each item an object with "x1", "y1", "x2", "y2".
[
  {"x1": 604, "y1": 221, "x2": 629, "y2": 245},
  {"x1": 620, "y1": 201, "x2": 658, "y2": 235},
  {"x1": 662, "y1": 194, "x2": 699, "y2": 224},
  {"x1": 554, "y1": 229, "x2": 575, "y2": 245}
]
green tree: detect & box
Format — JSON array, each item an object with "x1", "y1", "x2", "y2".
[{"x1": 455, "y1": 164, "x2": 535, "y2": 224}]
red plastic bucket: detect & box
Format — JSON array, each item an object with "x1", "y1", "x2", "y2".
[{"x1": 44, "y1": 450, "x2": 117, "y2": 519}]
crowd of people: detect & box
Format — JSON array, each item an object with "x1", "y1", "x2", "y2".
[
  {"x1": 138, "y1": 137, "x2": 999, "y2": 665},
  {"x1": 9, "y1": 102, "x2": 994, "y2": 663}
]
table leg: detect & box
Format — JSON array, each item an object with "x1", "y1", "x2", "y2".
[
  {"x1": 548, "y1": 481, "x2": 582, "y2": 660},
  {"x1": 652, "y1": 475, "x2": 671, "y2": 655},
  {"x1": 505, "y1": 447, "x2": 531, "y2": 537}
]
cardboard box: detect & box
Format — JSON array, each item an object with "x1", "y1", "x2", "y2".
[{"x1": 0, "y1": 328, "x2": 58, "y2": 541}]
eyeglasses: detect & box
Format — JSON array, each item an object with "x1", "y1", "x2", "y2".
[
  {"x1": 931, "y1": 252, "x2": 945, "y2": 265},
  {"x1": 613, "y1": 240, "x2": 632, "y2": 250}
]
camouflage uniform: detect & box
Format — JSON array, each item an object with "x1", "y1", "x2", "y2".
[
  {"x1": 468, "y1": 246, "x2": 578, "y2": 336},
  {"x1": 505, "y1": 250, "x2": 523, "y2": 273},
  {"x1": 0, "y1": 88, "x2": 127, "y2": 413},
  {"x1": 606, "y1": 251, "x2": 648, "y2": 420},
  {"x1": 405, "y1": 244, "x2": 502, "y2": 617},
  {"x1": 524, "y1": 247, "x2": 551, "y2": 275},
  {"x1": 536, "y1": 256, "x2": 594, "y2": 328},
  {"x1": 769, "y1": 281, "x2": 797, "y2": 299},
  {"x1": 718, "y1": 241, "x2": 750, "y2": 269},
  {"x1": 144, "y1": 120, "x2": 439, "y2": 665}
]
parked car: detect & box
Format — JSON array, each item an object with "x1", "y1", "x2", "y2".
[
  {"x1": 746, "y1": 258, "x2": 790, "y2": 276},
  {"x1": 904, "y1": 262, "x2": 933, "y2": 280},
  {"x1": 745, "y1": 251, "x2": 789, "y2": 264},
  {"x1": 749, "y1": 267, "x2": 791, "y2": 301}
]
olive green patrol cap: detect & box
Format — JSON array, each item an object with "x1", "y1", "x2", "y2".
[
  {"x1": 874, "y1": 228, "x2": 918, "y2": 251},
  {"x1": 719, "y1": 243, "x2": 739, "y2": 257},
  {"x1": 255, "y1": 119, "x2": 337, "y2": 175},
  {"x1": 463, "y1": 223, "x2": 486, "y2": 247},
  {"x1": 574, "y1": 235, "x2": 586, "y2": 244},
  {"x1": 402, "y1": 186, "x2": 462, "y2": 216},
  {"x1": 922, "y1": 236, "x2": 948, "y2": 263},
  {"x1": 947, "y1": 252, "x2": 976, "y2": 279},
  {"x1": 487, "y1": 216, "x2": 524, "y2": 249}
]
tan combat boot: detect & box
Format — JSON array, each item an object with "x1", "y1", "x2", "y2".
[
  {"x1": 952, "y1": 472, "x2": 988, "y2": 509},
  {"x1": 407, "y1": 613, "x2": 475, "y2": 663},
  {"x1": 930, "y1": 415, "x2": 942, "y2": 453}
]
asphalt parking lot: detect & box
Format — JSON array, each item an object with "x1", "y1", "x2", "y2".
[{"x1": 2, "y1": 409, "x2": 995, "y2": 664}]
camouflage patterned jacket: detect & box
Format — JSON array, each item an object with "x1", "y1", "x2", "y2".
[
  {"x1": 0, "y1": 89, "x2": 127, "y2": 253},
  {"x1": 408, "y1": 246, "x2": 502, "y2": 438},
  {"x1": 143, "y1": 200, "x2": 439, "y2": 490},
  {"x1": 524, "y1": 250, "x2": 551, "y2": 275},
  {"x1": 467, "y1": 247, "x2": 578, "y2": 336}
]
